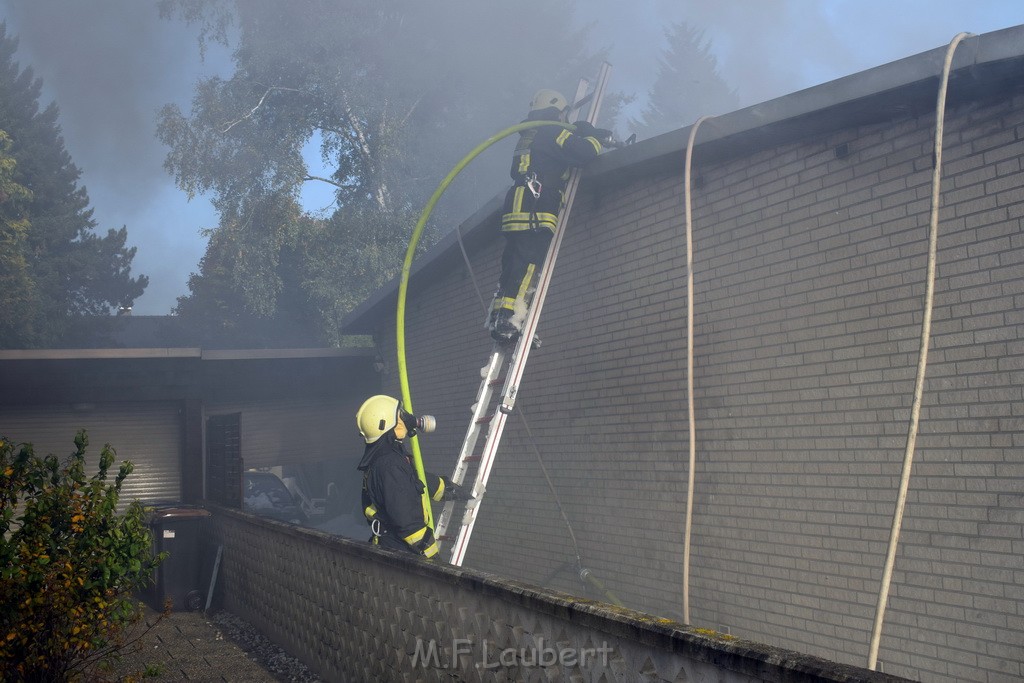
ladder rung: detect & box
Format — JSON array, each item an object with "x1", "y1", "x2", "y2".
[{"x1": 441, "y1": 63, "x2": 612, "y2": 567}]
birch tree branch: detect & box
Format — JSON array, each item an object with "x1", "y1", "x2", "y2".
[{"x1": 222, "y1": 86, "x2": 301, "y2": 133}]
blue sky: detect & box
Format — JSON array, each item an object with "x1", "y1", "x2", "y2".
[{"x1": 2, "y1": 1, "x2": 1021, "y2": 314}]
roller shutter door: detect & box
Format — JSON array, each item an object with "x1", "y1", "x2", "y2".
[{"x1": 0, "y1": 401, "x2": 183, "y2": 503}]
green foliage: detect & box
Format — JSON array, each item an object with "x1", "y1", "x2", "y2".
[
  {"x1": 142, "y1": 663, "x2": 164, "y2": 678},
  {"x1": 170, "y1": 192, "x2": 424, "y2": 347},
  {"x1": 158, "y1": 0, "x2": 604, "y2": 344},
  {"x1": 0, "y1": 128, "x2": 38, "y2": 347},
  {"x1": 0, "y1": 23, "x2": 148, "y2": 348},
  {"x1": 0, "y1": 430, "x2": 166, "y2": 682}
]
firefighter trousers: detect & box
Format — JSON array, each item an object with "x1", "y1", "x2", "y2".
[{"x1": 493, "y1": 227, "x2": 553, "y2": 315}]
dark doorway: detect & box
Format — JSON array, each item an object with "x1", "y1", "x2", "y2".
[{"x1": 206, "y1": 413, "x2": 242, "y2": 508}]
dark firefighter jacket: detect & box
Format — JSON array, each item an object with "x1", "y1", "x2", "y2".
[
  {"x1": 357, "y1": 432, "x2": 447, "y2": 559},
  {"x1": 500, "y1": 108, "x2": 604, "y2": 234}
]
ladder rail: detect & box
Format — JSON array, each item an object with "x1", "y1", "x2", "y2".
[
  {"x1": 435, "y1": 349, "x2": 505, "y2": 538},
  {"x1": 446, "y1": 165, "x2": 583, "y2": 566},
  {"x1": 497, "y1": 63, "x2": 611, "y2": 417},
  {"x1": 445, "y1": 63, "x2": 612, "y2": 566},
  {"x1": 452, "y1": 351, "x2": 505, "y2": 483}
]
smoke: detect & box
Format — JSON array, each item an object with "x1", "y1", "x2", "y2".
[
  {"x1": 0, "y1": 0, "x2": 228, "y2": 314},
  {"x1": 590, "y1": 0, "x2": 1015, "y2": 114},
  {"x1": 0, "y1": 0, "x2": 1016, "y2": 314}
]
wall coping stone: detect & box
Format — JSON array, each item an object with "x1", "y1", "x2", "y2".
[{"x1": 210, "y1": 505, "x2": 913, "y2": 682}]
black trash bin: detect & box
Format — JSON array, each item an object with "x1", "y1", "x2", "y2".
[{"x1": 144, "y1": 505, "x2": 212, "y2": 612}]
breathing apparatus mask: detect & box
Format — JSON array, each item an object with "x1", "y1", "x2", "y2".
[{"x1": 399, "y1": 408, "x2": 436, "y2": 437}]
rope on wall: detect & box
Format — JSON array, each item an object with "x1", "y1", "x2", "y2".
[
  {"x1": 682, "y1": 115, "x2": 713, "y2": 625},
  {"x1": 866, "y1": 31, "x2": 973, "y2": 670}
]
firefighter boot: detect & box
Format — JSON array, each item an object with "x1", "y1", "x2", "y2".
[{"x1": 490, "y1": 308, "x2": 519, "y2": 345}]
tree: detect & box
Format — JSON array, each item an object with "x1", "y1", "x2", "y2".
[
  {"x1": 0, "y1": 23, "x2": 148, "y2": 349},
  {"x1": 629, "y1": 22, "x2": 739, "y2": 140},
  {"x1": 169, "y1": 194, "x2": 333, "y2": 347},
  {"x1": 0, "y1": 129, "x2": 37, "y2": 347},
  {"x1": 0, "y1": 430, "x2": 165, "y2": 681},
  {"x1": 170, "y1": 204, "x2": 404, "y2": 348},
  {"x1": 158, "y1": 0, "x2": 606, "y2": 344}
]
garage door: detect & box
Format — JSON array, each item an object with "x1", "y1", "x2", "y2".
[{"x1": 0, "y1": 401, "x2": 183, "y2": 503}]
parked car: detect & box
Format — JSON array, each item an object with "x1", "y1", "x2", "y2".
[{"x1": 243, "y1": 470, "x2": 307, "y2": 524}]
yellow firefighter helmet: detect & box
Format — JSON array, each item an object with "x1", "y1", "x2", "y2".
[
  {"x1": 356, "y1": 395, "x2": 401, "y2": 444},
  {"x1": 530, "y1": 89, "x2": 568, "y2": 113}
]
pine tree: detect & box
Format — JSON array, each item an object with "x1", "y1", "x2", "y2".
[
  {"x1": 629, "y1": 22, "x2": 739, "y2": 140},
  {"x1": 0, "y1": 23, "x2": 147, "y2": 348}
]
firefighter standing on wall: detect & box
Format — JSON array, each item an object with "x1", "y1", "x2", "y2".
[
  {"x1": 487, "y1": 88, "x2": 612, "y2": 344},
  {"x1": 355, "y1": 395, "x2": 470, "y2": 559}
]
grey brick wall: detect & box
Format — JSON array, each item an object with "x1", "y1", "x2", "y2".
[
  {"x1": 210, "y1": 507, "x2": 912, "y2": 682},
  {"x1": 370, "y1": 92, "x2": 1024, "y2": 683}
]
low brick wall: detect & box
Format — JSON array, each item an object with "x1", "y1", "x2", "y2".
[{"x1": 208, "y1": 507, "x2": 910, "y2": 682}]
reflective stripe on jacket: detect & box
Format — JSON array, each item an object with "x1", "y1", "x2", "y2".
[
  {"x1": 501, "y1": 119, "x2": 602, "y2": 233},
  {"x1": 360, "y1": 441, "x2": 445, "y2": 558}
]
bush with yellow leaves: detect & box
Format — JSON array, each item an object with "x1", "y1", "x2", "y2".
[{"x1": 0, "y1": 429, "x2": 166, "y2": 681}]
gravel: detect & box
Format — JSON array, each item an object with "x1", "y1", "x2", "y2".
[{"x1": 210, "y1": 610, "x2": 324, "y2": 683}]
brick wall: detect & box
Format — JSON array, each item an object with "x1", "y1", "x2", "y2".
[
  {"x1": 370, "y1": 92, "x2": 1024, "y2": 682},
  {"x1": 209, "y1": 507, "x2": 911, "y2": 682}
]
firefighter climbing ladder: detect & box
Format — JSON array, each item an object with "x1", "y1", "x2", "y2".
[{"x1": 435, "y1": 63, "x2": 612, "y2": 566}]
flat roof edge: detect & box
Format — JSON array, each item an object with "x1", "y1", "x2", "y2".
[
  {"x1": 339, "y1": 24, "x2": 1024, "y2": 335},
  {"x1": 0, "y1": 347, "x2": 376, "y2": 361},
  {"x1": 200, "y1": 347, "x2": 374, "y2": 360},
  {"x1": 0, "y1": 348, "x2": 204, "y2": 360}
]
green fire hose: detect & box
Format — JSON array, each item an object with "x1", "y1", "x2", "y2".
[{"x1": 395, "y1": 120, "x2": 572, "y2": 528}]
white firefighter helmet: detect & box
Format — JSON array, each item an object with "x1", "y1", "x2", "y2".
[
  {"x1": 356, "y1": 395, "x2": 401, "y2": 444},
  {"x1": 530, "y1": 89, "x2": 568, "y2": 114}
]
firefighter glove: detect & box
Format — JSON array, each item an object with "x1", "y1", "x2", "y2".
[
  {"x1": 441, "y1": 477, "x2": 473, "y2": 501},
  {"x1": 573, "y1": 120, "x2": 613, "y2": 142}
]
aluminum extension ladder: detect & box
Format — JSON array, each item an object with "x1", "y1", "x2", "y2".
[{"x1": 435, "y1": 63, "x2": 612, "y2": 566}]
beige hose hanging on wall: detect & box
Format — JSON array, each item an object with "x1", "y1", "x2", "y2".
[
  {"x1": 682, "y1": 115, "x2": 713, "y2": 625},
  {"x1": 867, "y1": 31, "x2": 972, "y2": 670}
]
